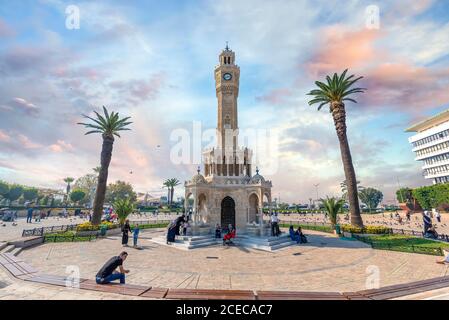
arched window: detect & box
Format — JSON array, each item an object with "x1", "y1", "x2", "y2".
[{"x1": 224, "y1": 115, "x2": 231, "y2": 129}]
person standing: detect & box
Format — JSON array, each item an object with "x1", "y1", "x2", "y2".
[
  {"x1": 270, "y1": 213, "x2": 279, "y2": 237},
  {"x1": 423, "y1": 211, "x2": 432, "y2": 233},
  {"x1": 132, "y1": 223, "x2": 140, "y2": 248},
  {"x1": 95, "y1": 252, "x2": 129, "y2": 284},
  {"x1": 26, "y1": 207, "x2": 33, "y2": 223},
  {"x1": 121, "y1": 219, "x2": 132, "y2": 247},
  {"x1": 435, "y1": 209, "x2": 441, "y2": 223}
]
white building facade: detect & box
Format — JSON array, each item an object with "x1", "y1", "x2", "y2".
[{"x1": 407, "y1": 109, "x2": 449, "y2": 184}]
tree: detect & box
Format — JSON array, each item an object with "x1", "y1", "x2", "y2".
[
  {"x1": 340, "y1": 180, "x2": 364, "y2": 202},
  {"x1": 4, "y1": 184, "x2": 23, "y2": 205},
  {"x1": 320, "y1": 196, "x2": 344, "y2": 229},
  {"x1": 105, "y1": 180, "x2": 137, "y2": 203},
  {"x1": 73, "y1": 173, "x2": 98, "y2": 205},
  {"x1": 114, "y1": 198, "x2": 135, "y2": 225},
  {"x1": 162, "y1": 179, "x2": 171, "y2": 204},
  {"x1": 63, "y1": 177, "x2": 75, "y2": 195},
  {"x1": 168, "y1": 178, "x2": 181, "y2": 205},
  {"x1": 358, "y1": 187, "x2": 383, "y2": 212},
  {"x1": 0, "y1": 180, "x2": 9, "y2": 200},
  {"x1": 396, "y1": 187, "x2": 413, "y2": 204},
  {"x1": 307, "y1": 69, "x2": 366, "y2": 227},
  {"x1": 78, "y1": 106, "x2": 132, "y2": 225},
  {"x1": 23, "y1": 187, "x2": 39, "y2": 202},
  {"x1": 70, "y1": 189, "x2": 86, "y2": 204}
]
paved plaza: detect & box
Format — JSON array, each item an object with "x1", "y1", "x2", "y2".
[{"x1": 0, "y1": 228, "x2": 444, "y2": 298}]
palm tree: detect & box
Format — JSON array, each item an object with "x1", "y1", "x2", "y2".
[
  {"x1": 114, "y1": 198, "x2": 135, "y2": 225},
  {"x1": 307, "y1": 69, "x2": 366, "y2": 227},
  {"x1": 321, "y1": 196, "x2": 345, "y2": 229},
  {"x1": 63, "y1": 177, "x2": 74, "y2": 203},
  {"x1": 78, "y1": 106, "x2": 132, "y2": 225},
  {"x1": 340, "y1": 180, "x2": 364, "y2": 203},
  {"x1": 168, "y1": 178, "x2": 180, "y2": 205},
  {"x1": 162, "y1": 179, "x2": 171, "y2": 204}
]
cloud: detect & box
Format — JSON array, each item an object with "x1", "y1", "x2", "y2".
[
  {"x1": 109, "y1": 73, "x2": 166, "y2": 103},
  {"x1": 1, "y1": 98, "x2": 39, "y2": 116},
  {"x1": 48, "y1": 140, "x2": 74, "y2": 153},
  {"x1": 0, "y1": 130, "x2": 10, "y2": 142},
  {"x1": 17, "y1": 134, "x2": 42, "y2": 149}
]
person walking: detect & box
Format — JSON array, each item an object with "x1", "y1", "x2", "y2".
[
  {"x1": 132, "y1": 223, "x2": 140, "y2": 248},
  {"x1": 26, "y1": 207, "x2": 33, "y2": 223}
]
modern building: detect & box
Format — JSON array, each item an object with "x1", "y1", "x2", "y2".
[
  {"x1": 184, "y1": 45, "x2": 273, "y2": 235},
  {"x1": 406, "y1": 109, "x2": 449, "y2": 184}
]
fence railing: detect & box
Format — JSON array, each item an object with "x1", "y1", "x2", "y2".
[
  {"x1": 43, "y1": 232, "x2": 99, "y2": 243},
  {"x1": 22, "y1": 219, "x2": 173, "y2": 237},
  {"x1": 278, "y1": 219, "x2": 449, "y2": 243}
]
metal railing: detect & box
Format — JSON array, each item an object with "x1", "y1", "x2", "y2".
[
  {"x1": 43, "y1": 232, "x2": 99, "y2": 243},
  {"x1": 278, "y1": 219, "x2": 449, "y2": 243},
  {"x1": 22, "y1": 219, "x2": 172, "y2": 237}
]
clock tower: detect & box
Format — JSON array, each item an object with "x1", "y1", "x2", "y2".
[{"x1": 214, "y1": 43, "x2": 240, "y2": 151}]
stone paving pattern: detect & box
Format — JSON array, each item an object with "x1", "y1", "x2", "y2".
[{"x1": 13, "y1": 229, "x2": 449, "y2": 294}]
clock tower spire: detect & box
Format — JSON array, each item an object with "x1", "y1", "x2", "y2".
[{"x1": 214, "y1": 44, "x2": 240, "y2": 151}]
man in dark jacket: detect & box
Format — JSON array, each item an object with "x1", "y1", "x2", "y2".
[{"x1": 96, "y1": 252, "x2": 129, "y2": 284}]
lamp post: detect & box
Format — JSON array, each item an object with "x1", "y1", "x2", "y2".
[{"x1": 313, "y1": 183, "x2": 319, "y2": 208}]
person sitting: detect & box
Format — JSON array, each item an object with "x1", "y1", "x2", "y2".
[
  {"x1": 223, "y1": 225, "x2": 236, "y2": 245},
  {"x1": 437, "y1": 249, "x2": 449, "y2": 264},
  {"x1": 289, "y1": 225, "x2": 301, "y2": 244},
  {"x1": 295, "y1": 226, "x2": 308, "y2": 244},
  {"x1": 425, "y1": 225, "x2": 438, "y2": 239},
  {"x1": 95, "y1": 251, "x2": 129, "y2": 285},
  {"x1": 215, "y1": 223, "x2": 221, "y2": 239}
]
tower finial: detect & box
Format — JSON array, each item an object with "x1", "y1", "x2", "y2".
[
  {"x1": 225, "y1": 41, "x2": 229, "y2": 51},
  {"x1": 256, "y1": 167, "x2": 259, "y2": 175},
  {"x1": 197, "y1": 166, "x2": 200, "y2": 174}
]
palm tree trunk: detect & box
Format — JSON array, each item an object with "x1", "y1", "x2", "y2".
[
  {"x1": 92, "y1": 135, "x2": 114, "y2": 225},
  {"x1": 170, "y1": 187, "x2": 174, "y2": 205},
  {"x1": 331, "y1": 102, "x2": 363, "y2": 228}
]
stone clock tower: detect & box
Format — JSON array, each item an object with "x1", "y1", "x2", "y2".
[
  {"x1": 214, "y1": 44, "x2": 240, "y2": 151},
  {"x1": 184, "y1": 45, "x2": 273, "y2": 238}
]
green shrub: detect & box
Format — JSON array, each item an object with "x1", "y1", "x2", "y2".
[{"x1": 340, "y1": 224, "x2": 390, "y2": 234}]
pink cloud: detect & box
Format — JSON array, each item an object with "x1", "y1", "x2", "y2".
[
  {"x1": 109, "y1": 73, "x2": 166, "y2": 103},
  {"x1": 4, "y1": 97, "x2": 39, "y2": 116},
  {"x1": 0, "y1": 130, "x2": 10, "y2": 142},
  {"x1": 48, "y1": 140, "x2": 74, "y2": 153},
  {"x1": 17, "y1": 134, "x2": 42, "y2": 149},
  {"x1": 256, "y1": 88, "x2": 292, "y2": 105},
  {"x1": 306, "y1": 25, "x2": 383, "y2": 77},
  {"x1": 304, "y1": 25, "x2": 449, "y2": 112}
]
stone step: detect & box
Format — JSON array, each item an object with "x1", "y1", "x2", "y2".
[
  {"x1": 0, "y1": 242, "x2": 7, "y2": 251},
  {"x1": 1, "y1": 245, "x2": 15, "y2": 254},
  {"x1": 177, "y1": 237, "x2": 218, "y2": 246},
  {"x1": 10, "y1": 247, "x2": 22, "y2": 256}
]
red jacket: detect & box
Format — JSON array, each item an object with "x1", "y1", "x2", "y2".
[{"x1": 223, "y1": 229, "x2": 236, "y2": 240}]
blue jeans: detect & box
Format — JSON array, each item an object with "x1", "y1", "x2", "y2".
[
  {"x1": 96, "y1": 272, "x2": 125, "y2": 284},
  {"x1": 27, "y1": 215, "x2": 32, "y2": 223},
  {"x1": 133, "y1": 235, "x2": 138, "y2": 246}
]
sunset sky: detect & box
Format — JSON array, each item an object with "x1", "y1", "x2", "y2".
[{"x1": 1, "y1": 0, "x2": 449, "y2": 203}]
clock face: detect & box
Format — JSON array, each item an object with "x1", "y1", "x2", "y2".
[{"x1": 223, "y1": 73, "x2": 232, "y2": 81}]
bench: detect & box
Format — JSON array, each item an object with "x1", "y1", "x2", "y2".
[
  {"x1": 25, "y1": 274, "x2": 87, "y2": 287},
  {"x1": 0, "y1": 253, "x2": 37, "y2": 278},
  {"x1": 139, "y1": 287, "x2": 169, "y2": 299},
  {"x1": 356, "y1": 276, "x2": 449, "y2": 300},
  {"x1": 79, "y1": 279, "x2": 151, "y2": 296},
  {"x1": 165, "y1": 288, "x2": 256, "y2": 300},
  {"x1": 256, "y1": 291, "x2": 347, "y2": 300}
]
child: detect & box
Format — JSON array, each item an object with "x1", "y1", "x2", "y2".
[
  {"x1": 215, "y1": 223, "x2": 221, "y2": 239},
  {"x1": 133, "y1": 223, "x2": 140, "y2": 248}
]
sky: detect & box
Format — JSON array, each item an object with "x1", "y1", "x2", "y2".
[{"x1": 0, "y1": 0, "x2": 449, "y2": 203}]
